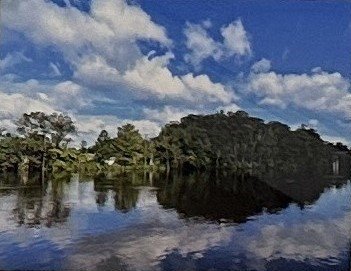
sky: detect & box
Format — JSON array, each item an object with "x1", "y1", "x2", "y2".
[{"x1": 0, "y1": 0, "x2": 351, "y2": 145}]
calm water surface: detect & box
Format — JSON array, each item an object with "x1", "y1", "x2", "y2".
[{"x1": 0, "y1": 172, "x2": 350, "y2": 271}]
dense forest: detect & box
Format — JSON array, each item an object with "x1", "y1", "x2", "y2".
[{"x1": 0, "y1": 110, "x2": 349, "y2": 181}]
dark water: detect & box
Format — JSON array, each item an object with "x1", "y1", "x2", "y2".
[{"x1": 0, "y1": 172, "x2": 350, "y2": 271}]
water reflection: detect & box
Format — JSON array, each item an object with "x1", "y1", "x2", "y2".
[
  {"x1": 0, "y1": 171, "x2": 349, "y2": 271},
  {"x1": 94, "y1": 173, "x2": 147, "y2": 212},
  {"x1": 157, "y1": 172, "x2": 293, "y2": 222}
]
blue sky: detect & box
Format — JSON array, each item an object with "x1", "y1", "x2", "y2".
[{"x1": 0, "y1": 0, "x2": 350, "y2": 145}]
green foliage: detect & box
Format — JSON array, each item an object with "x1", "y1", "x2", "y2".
[
  {"x1": 154, "y1": 111, "x2": 349, "y2": 176},
  {"x1": 114, "y1": 124, "x2": 144, "y2": 165},
  {"x1": 0, "y1": 110, "x2": 349, "y2": 179},
  {"x1": 16, "y1": 112, "x2": 76, "y2": 148},
  {"x1": 91, "y1": 124, "x2": 156, "y2": 169},
  {"x1": 0, "y1": 112, "x2": 76, "y2": 175}
]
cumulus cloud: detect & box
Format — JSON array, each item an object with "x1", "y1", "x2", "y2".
[
  {"x1": 184, "y1": 19, "x2": 252, "y2": 68},
  {"x1": 221, "y1": 19, "x2": 252, "y2": 57},
  {"x1": 51, "y1": 81, "x2": 91, "y2": 109},
  {"x1": 0, "y1": 76, "x2": 96, "y2": 140},
  {"x1": 0, "y1": 91, "x2": 162, "y2": 145},
  {"x1": 243, "y1": 63, "x2": 351, "y2": 146},
  {"x1": 4, "y1": 0, "x2": 349, "y2": 146},
  {"x1": 76, "y1": 52, "x2": 234, "y2": 104},
  {"x1": 181, "y1": 72, "x2": 233, "y2": 103},
  {"x1": 251, "y1": 58, "x2": 271, "y2": 73},
  {"x1": 73, "y1": 54, "x2": 121, "y2": 87},
  {"x1": 0, "y1": 88, "x2": 58, "y2": 134},
  {"x1": 90, "y1": 0, "x2": 170, "y2": 45},
  {"x1": 184, "y1": 23, "x2": 223, "y2": 68},
  {"x1": 1, "y1": 0, "x2": 169, "y2": 86},
  {"x1": 2, "y1": 0, "x2": 235, "y2": 106},
  {"x1": 142, "y1": 103, "x2": 241, "y2": 127},
  {"x1": 246, "y1": 66, "x2": 351, "y2": 118},
  {"x1": 2, "y1": 0, "x2": 170, "y2": 53},
  {"x1": 143, "y1": 106, "x2": 201, "y2": 124},
  {"x1": 1, "y1": 73, "x2": 228, "y2": 145},
  {"x1": 0, "y1": 76, "x2": 91, "y2": 112},
  {"x1": 123, "y1": 53, "x2": 188, "y2": 99},
  {"x1": 0, "y1": 92, "x2": 55, "y2": 120},
  {"x1": 72, "y1": 114, "x2": 161, "y2": 145}
]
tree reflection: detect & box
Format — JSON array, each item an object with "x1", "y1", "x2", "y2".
[
  {"x1": 10, "y1": 177, "x2": 71, "y2": 228},
  {"x1": 157, "y1": 170, "x2": 350, "y2": 222},
  {"x1": 46, "y1": 179, "x2": 71, "y2": 227},
  {"x1": 6, "y1": 163, "x2": 351, "y2": 229},
  {"x1": 113, "y1": 186, "x2": 139, "y2": 213},
  {"x1": 157, "y1": 172, "x2": 293, "y2": 222},
  {"x1": 93, "y1": 172, "x2": 144, "y2": 213},
  {"x1": 13, "y1": 188, "x2": 44, "y2": 227}
]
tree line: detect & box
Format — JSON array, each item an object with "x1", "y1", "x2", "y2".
[{"x1": 0, "y1": 110, "x2": 349, "y2": 181}]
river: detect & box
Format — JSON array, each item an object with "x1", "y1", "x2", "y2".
[{"x1": 0, "y1": 172, "x2": 350, "y2": 271}]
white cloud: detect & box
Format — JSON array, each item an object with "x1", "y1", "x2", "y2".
[
  {"x1": 184, "y1": 19, "x2": 252, "y2": 68},
  {"x1": 123, "y1": 52, "x2": 187, "y2": 98},
  {"x1": 2, "y1": 1, "x2": 235, "y2": 107},
  {"x1": 0, "y1": 72, "x2": 233, "y2": 145},
  {"x1": 216, "y1": 103, "x2": 241, "y2": 113},
  {"x1": 73, "y1": 114, "x2": 161, "y2": 145},
  {"x1": 2, "y1": 0, "x2": 170, "y2": 81},
  {"x1": 247, "y1": 67, "x2": 351, "y2": 118},
  {"x1": 90, "y1": 0, "x2": 171, "y2": 46},
  {"x1": 4, "y1": 100, "x2": 163, "y2": 144},
  {"x1": 307, "y1": 119, "x2": 319, "y2": 127},
  {"x1": 289, "y1": 119, "x2": 350, "y2": 146},
  {"x1": 51, "y1": 81, "x2": 91, "y2": 109},
  {"x1": 73, "y1": 54, "x2": 121, "y2": 87},
  {"x1": 2, "y1": 0, "x2": 170, "y2": 53},
  {"x1": 123, "y1": 53, "x2": 234, "y2": 104},
  {"x1": 0, "y1": 52, "x2": 32, "y2": 70},
  {"x1": 78, "y1": 103, "x2": 239, "y2": 144},
  {"x1": 0, "y1": 77, "x2": 95, "y2": 139},
  {"x1": 251, "y1": 58, "x2": 271, "y2": 73},
  {"x1": 181, "y1": 73, "x2": 233, "y2": 103},
  {"x1": 49, "y1": 62, "x2": 62, "y2": 77},
  {"x1": 0, "y1": 89, "x2": 57, "y2": 134},
  {"x1": 131, "y1": 119, "x2": 161, "y2": 138},
  {"x1": 221, "y1": 19, "x2": 252, "y2": 57},
  {"x1": 202, "y1": 19, "x2": 212, "y2": 29},
  {"x1": 321, "y1": 135, "x2": 351, "y2": 146},
  {"x1": 0, "y1": 92, "x2": 55, "y2": 119},
  {"x1": 184, "y1": 22, "x2": 223, "y2": 68},
  {"x1": 143, "y1": 103, "x2": 241, "y2": 128},
  {"x1": 143, "y1": 106, "x2": 201, "y2": 124},
  {"x1": 74, "y1": 51, "x2": 234, "y2": 104},
  {"x1": 0, "y1": 77, "x2": 91, "y2": 112}
]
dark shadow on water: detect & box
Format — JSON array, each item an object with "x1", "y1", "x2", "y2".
[
  {"x1": 157, "y1": 172, "x2": 293, "y2": 223},
  {"x1": 156, "y1": 169, "x2": 350, "y2": 223}
]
